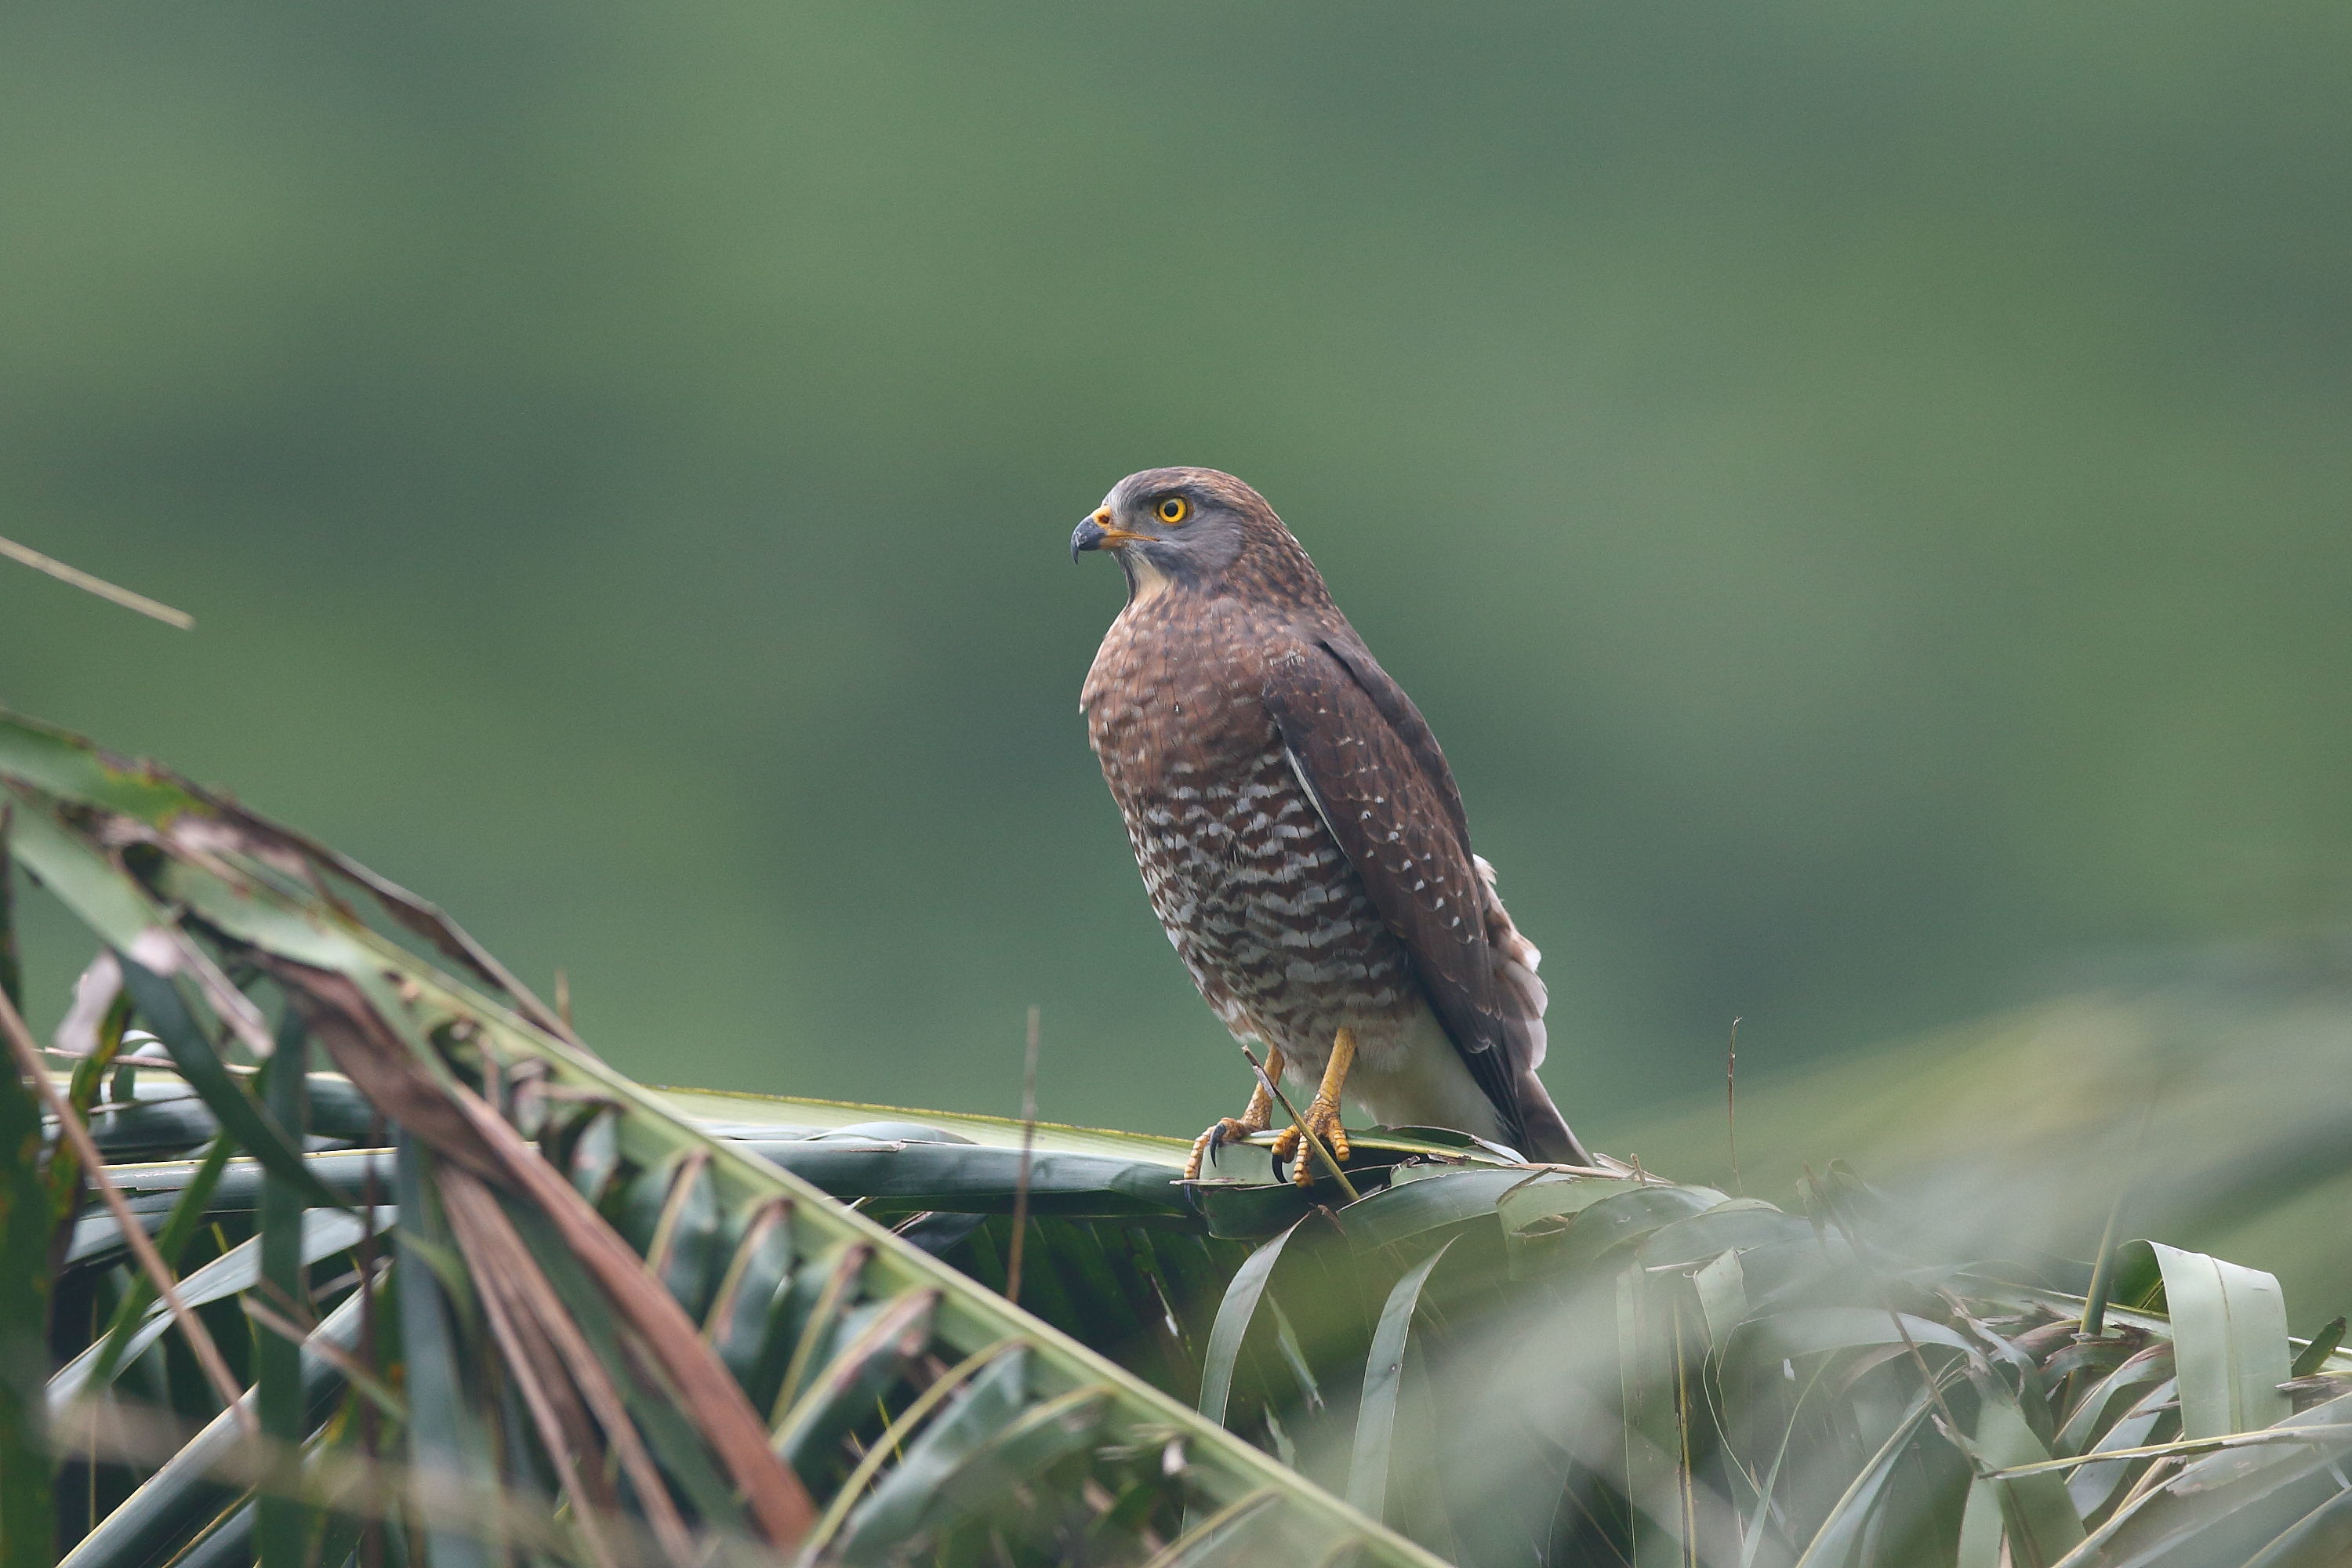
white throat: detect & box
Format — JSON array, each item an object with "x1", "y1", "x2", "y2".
[{"x1": 1121, "y1": 550, "x2": 1176, "y2": 605}]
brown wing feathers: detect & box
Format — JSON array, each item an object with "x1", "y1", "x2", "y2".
[{"x1": 1261, "y1": 633, "x2": 1533, "y2": 1150}]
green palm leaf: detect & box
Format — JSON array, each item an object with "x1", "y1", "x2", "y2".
[
  {"x1": 4, "y1": 708, "x2": 1443, "y2": 1568},
  {"x1": 12, "y1": 702, "x2": 2352, "y2": 1568}
]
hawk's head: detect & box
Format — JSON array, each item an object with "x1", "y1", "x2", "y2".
[{"x1": 1070, "y1": 467, "x2": 1295, "y2": 601}]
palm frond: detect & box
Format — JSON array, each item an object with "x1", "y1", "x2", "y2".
[
  {"x1": 7, "y1": 704, "x2": 2351, "y2": 1568},
  {"x1": 2, "y1": 709, "x2": 1443, "y2": 1568}
]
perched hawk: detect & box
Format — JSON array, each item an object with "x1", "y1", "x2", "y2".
[{"x1": 1073, "y1": 467, "x2": 1591, "y2": 1182}]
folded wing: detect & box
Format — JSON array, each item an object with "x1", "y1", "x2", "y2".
[{"x1": 1261, "y1": 628, "x2": 1537, "y2": 1151}]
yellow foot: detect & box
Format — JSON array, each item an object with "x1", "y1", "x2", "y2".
[
  {"x1": 1184, "y1": 1117, "x2": 1265, "y2": 1181},
  {"x1": 1185, "y1": 1047, "x2": 1287, "y2": 1181},
  {"x1": 1269, "y1": 1097, "x2": 1352, "y2": 1188},
  {"x1": 1269, "y1": 1026, "x2": 1357, "y2": 1187}
]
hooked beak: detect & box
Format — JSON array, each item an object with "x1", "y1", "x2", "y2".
[{"x1": 1071, "y1": 507, "x2": 1148, "y2": 563}]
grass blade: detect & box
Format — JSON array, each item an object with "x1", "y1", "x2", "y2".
[
  {"x1": 1198, "y1": 1220, "x2": 1305, "y2": 1428},
  {"x1": 800, "y1": 1338, "x2": 1020, "y2": 1560},
  {"x1": 771, "y1": 1287, "x2": 938, "y2": 1473},
  {"x1": 78, "y1": 1132, "x2": 234, "y2": 1389},
  {"x1": 495, "y1": 1192, "x2": 757, "y2": 1540},
  {"x1": 57, "y1": 1287, "x2": 371, "y2": 1568},
  {"x1": 1789, "y1": 1379, "x2": 1949, "y2": 1568},
  {"x1": 2144, "y1": 1241, "x2": 2292, "y2": 1438},
  {"x1": 0, "y1": 1022, "x2": 52, "y2": 1568},
  {"x1": 0, "y1": 983, "x2": 249, "y2": 1430},
  {"x1": 435, "y1": 1170, "x2": 632, "y2": 1568},
  {"x1": 2239, "y1": 1486, "x2": 2352, "y2": 1567},
  {"x1": 0, "y1": 804, "x2": 18, "y2": 1016},
  {"x1": 116, "y1": 957, "x2": 337, "y2": 1209},
  {"x1": 1142, "y1": 1488, "x2": 1293, "y2": 1566},
  {"x1": 1958, "y1": 1387, "x2": 2086, "y2": 1566},
  {"x1": 452, "y1": 1178, "x2": 690, "y2": 1559},
  {"x1": 255, "y1": 1022, "x2": 310, "y2": 1568},
  {"x1": 833, "y1": 1343, "x2": 1031, "y2": 1563},
  {"x1": 1691, "y1": 1247, "x2": 1748, "y2": 1348},
  {"x1": 393, "y1": 1138, "x2": 497, "y2": 1568},
  {"x1": 1346, "y1": 1239, "x2": 1454, "y2": 1522},
  {"x1": 2290, "y1": 1318, "x2": 2346, "y2": 1381},
  {"x1": 52, "y1": 1208, "x2": 381, "y2": 1410},
  {"x1": 862, "y1": 1384, "x2": 1110, "y2": 1555}
]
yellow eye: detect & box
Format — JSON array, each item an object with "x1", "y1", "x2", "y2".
[{"x1": 1156, "y1": 495, "x2": 1190, "y2": 524}]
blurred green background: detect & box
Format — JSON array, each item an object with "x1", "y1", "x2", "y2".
[{"x1": 6, "y1": 3, "x2": 2351, "y2": 1225}]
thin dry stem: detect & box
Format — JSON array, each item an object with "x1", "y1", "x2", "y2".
[
  {"x1": 440, "y1": 1166, "x2": 692, "y2": 1565},
  {"x1": 1239, "y1": 1044, "x2": 1359, "y2": 1202},
  {"x1": 1005, "y1": 1004, "x2": 1040, "y2": 1308},
  {"x1": 1725, "y1": 1016, "x2": 1743, "y2": 1197},
  {"x1": 0, "y1": 981, "x2": 251, "y2": 1429},
  {"x1": 0, "y1": 533, "x2": 194, "y2": 628}
]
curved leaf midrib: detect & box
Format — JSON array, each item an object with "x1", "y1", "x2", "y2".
[{"x1": 3, "y1": 710, "x2": 1454, "y2": 1568}]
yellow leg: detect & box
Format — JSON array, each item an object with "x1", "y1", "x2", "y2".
[
  {"x1": 1270, "y1": 1027, "x2": 1356, "y2": 1188},
  {"x1": 1183, "y1": 1046, "x2": 1286, "y2": 1180}
]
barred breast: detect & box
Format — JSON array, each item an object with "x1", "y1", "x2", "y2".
[{"x1": 1081, "y1": 600, "x2": 1421, "y2": 1080}]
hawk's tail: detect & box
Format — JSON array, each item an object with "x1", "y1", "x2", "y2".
[
  {"x1": 1512, "y1": 1069, "x2": 1592, "y2": 1167},
  {"x1": 1474, "y1": 855, "x2": 1595, "y2": 1167}
]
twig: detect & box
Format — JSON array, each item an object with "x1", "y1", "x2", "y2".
[
  {"x1": 244, "y1": 1287, "x2": 406, "y2": 1419},
  {"x1": 439, "y1": 1167, "x2": 681, "y2": 1566},
  {"x1": 1005, "y1": 1005, "x2": 1040, "y2": 1308},
  {"x1": 0, "y1": 532, "x2": 194, "y2": 629},
  {"x1": 1239, "y1": 1044, "x2": 1359, "y2": 1203},
  {"x1": 1725, "y1": 1017, "x2": 1743, "y2": 1197},
  {"x1": 0, "y1": 981, "x2": 251, "y2": 1429},
  {"x1": 554, "y1": 968, "x2": 572, "y2": 1032},
  {"x1": 2080, "y1": 1095, "x2": 2158, "y2": 1340},
  {"x1": 1987, "y1": 1424, "x2": 2352, "y2": 1479}
]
